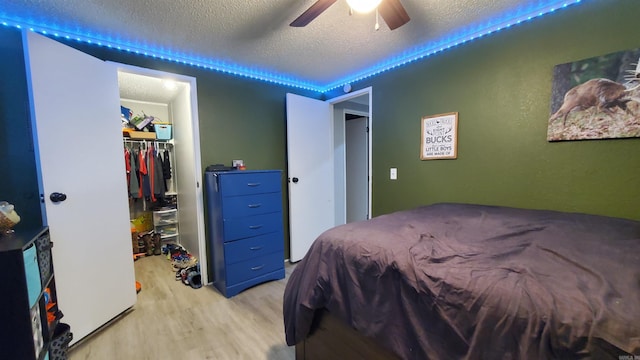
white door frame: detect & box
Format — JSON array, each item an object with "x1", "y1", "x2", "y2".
[{"x1": 107, "y1": 62, "x2": 208, "y2": 284}]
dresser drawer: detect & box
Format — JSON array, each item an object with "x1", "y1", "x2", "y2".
[
  {"x1": 226, "y1": 252, "x2": 284, "y2": 286},
  {"x1": 224, "y1": 232, "x2": 284, "y2": 264},
  {"x1": 219, "y1": 171, "x2": 281, "y2": 196},
  {"x1": 222, "y1": 192, "x2": 282, "y2": 218},
  {"x1": 223, "y1": 212, "x2": 282, "y2": 241}
]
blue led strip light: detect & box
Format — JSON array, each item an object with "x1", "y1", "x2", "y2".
[
  {"x1": 320, "y1": 0, "x2": 583, "y2": 93},
  {"x1": 1, "y1": 0, "x2": 583, "y2": 94},
  {"x1": 0, "y1": 16, "x2": 321, "y2": 91}
]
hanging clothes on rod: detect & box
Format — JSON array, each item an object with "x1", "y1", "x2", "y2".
[
  {"x1": 147, "y1": 143, "x2": 163, "y2": 202},
  {"x1": 162, "y1": 149, "x2": 172, "y2": 190},
  {"x1": 124, "y1": 142, "x2": 140, "y2": 199},
  {"x1": 138, "y1": 142, "x2": 150, "y2": 201},
  {"x1": 123, "y1": 138, "x2": 171, "y2": 208}
]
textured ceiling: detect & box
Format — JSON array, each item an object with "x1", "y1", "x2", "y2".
[
  {"x1": 1, "y1": 0, "x2": 582, "y2": 91},
  {"x1": 118, "y1": 71, "x2": 188, "y2": 104}
]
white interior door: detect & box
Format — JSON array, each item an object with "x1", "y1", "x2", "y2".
[
  {"x1": 346, "y1": 117, "x2": 369, "y2": 223},
  {"x1": 23, "y1": 31, "x2": 136, "y2": 344},
  {"x1": 286, "y1": 93, "x2": 335, "y2": 262}
]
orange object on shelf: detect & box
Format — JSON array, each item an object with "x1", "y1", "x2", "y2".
[
  {"x1": 129, "y1": 131, "x2": 156, "y2": 140},
  {"x1": 135, "y1": 281, "x2": 142, "y2": 293}
]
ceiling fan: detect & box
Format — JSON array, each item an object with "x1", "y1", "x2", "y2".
[{"x1": 290, "y1": 0, "x2": 410, "y2": 30}]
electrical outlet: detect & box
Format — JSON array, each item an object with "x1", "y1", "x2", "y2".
[{"x1": 390, "y1": 168, "x2": 397, "y2": 180}]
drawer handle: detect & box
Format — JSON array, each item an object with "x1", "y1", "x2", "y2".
[
  {"x1": 249, "y1": 225, "x2": 263, "y2": 229},
  {"x1": 247, "y1": 203, "x2": 262, "y2": 208},
  {"x1": 249, "y1": 246, "x2": 263, "y2": 251},
  {"x1": 251, "y1": 265, "x2": 265, "y2": 271},
  {"x1": 247, "y1": 182, "x2": 261, "y2": 187}
]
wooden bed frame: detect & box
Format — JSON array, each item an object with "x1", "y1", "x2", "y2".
[
  {"x1": 295, "y1": 309, "x2": 400, "y2": 360},
  {"x1": 294, "y1": 309, "x2": 631, "y2": 360}
]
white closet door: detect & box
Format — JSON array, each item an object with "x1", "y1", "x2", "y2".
[{"x1": 23, "y1": 31, "x2": 136, "y2": 344}]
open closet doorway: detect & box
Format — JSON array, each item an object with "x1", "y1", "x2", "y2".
[
  {"x1": 115, "y1": 64, "x2": 207, "y2": 286},
  {"x1": 345, "y1": 112, "x2": 369, "y2": 223},
  {"x1": 332, "y1": 95, "x2": 371, "y2": 225}
]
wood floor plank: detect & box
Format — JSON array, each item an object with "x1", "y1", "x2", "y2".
[{"x1": 68, "y1": 255, "x2": 296, "y2": 360}]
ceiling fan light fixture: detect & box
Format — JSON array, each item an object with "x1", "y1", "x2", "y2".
[{"x1": 346, "y1": 0, "x2": 382, "y2": 14}]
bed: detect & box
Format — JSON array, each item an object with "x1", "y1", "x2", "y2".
[{"x1": 283, "y1": 203, "x2": 640, "y2": 359}]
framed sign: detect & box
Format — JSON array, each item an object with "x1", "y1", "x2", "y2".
[{"x1": 420, "y1": 112, "x2": 458, "y2": 160}]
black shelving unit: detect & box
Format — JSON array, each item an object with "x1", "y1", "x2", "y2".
[{"x1": 0, "y1": 227, "x2": 63, "y2": 359}]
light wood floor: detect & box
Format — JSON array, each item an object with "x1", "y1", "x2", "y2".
[{"x1": 68, "y1": 255, "x2": 296, "y2": 360}]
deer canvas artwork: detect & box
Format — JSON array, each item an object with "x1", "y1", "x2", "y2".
[{"x1": 547, "y1": 48, "x2": 640, "y2": 141}]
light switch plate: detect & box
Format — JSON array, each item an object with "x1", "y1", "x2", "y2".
[{"x1": 390, "y1": 168, "x2": 397, "y2": 180}]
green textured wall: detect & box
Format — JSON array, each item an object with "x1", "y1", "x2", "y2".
[
  {"x1": 351, "y1": 0, "x2": 640, "y2": 220},
  {"x1": 0, "y1": 28, "x2": 42, "y2": 231}
]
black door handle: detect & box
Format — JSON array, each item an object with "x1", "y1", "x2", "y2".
[
  {"x1": 50, "y1": 192, "x2": 67, "y2": 203},
  {"x1": 292, "y1": 177, "x2": 299, "y2": 183}
]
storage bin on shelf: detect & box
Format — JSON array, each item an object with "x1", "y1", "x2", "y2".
[
  {"x1": 154, "y1": 123, "x2": 172, "y2": 140},
  {"x1": 152, "y1": 209, "x2": 177, "y2": 225},
  {"x1": 156, "y1": 225, "x2": 178, "y2": 238},
  {"x1": 153, "y1": 208, "x2": 179, "y2": 242}
]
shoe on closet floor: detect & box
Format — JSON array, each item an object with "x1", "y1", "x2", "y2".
[{"x1": 153, "y1": 233, "x2": 162, "y2": 255}]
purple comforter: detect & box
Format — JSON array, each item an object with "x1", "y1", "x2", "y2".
[{"x1": 283, "y1": 203, "x2": 640, "y2": 359}]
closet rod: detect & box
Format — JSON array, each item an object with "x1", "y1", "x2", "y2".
[{"x1": 123, "y1": 138, "x2": 173, "y2": 147}]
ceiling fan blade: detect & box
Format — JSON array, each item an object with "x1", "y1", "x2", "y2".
[
  {"x1": 378, "y1": 0, "x2": 410, "y2": 30},
  {"x1": 290, "y1": 0, "x2": 338, "y2": 27}
]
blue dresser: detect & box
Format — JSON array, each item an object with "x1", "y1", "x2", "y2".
[{"x1": 205, "y1": 169, "x2": 285, "y2": 297}]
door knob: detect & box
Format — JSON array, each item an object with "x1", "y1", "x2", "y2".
[
  {"x1": 50, "y1": 192, "x2": 67, "y2": 203},
  {"x1": 292, "y1": 177, "x2": 299, "y2": 183}
]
